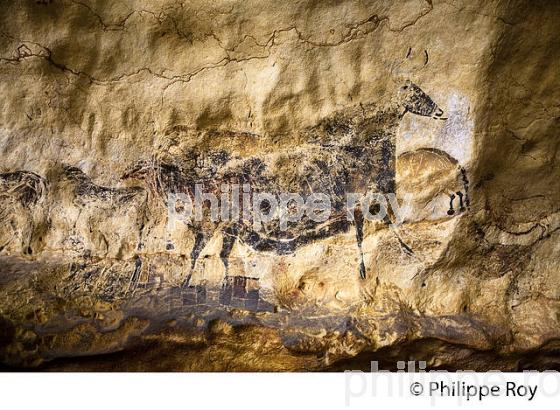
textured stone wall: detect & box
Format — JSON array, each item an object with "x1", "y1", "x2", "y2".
[{"x1": 0, "y1": 0, "x2": 559, "y2": 370}]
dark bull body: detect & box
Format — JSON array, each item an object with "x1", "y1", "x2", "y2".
[{"x1": 123, "y1": 81, "x2": 446, "y2": 282}]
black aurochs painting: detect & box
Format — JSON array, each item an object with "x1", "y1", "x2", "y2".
[{"x1": 121, "y1": 80, "x2": 462, "y2": 281}]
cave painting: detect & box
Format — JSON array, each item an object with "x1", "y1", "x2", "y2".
[
  {"x1": 0, "y1": 81, "x2": 470, "y2": 289},
  {"x1": 122, "y1": 80, "x2": 469, "y2": 282}
]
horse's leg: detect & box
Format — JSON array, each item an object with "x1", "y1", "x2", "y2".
[
  {"x1": 447, "y1": 193, "x2": 456, "y2": 215},
  {"x1": 456, "y1": 191, "x2": 465, "y2": 212},
  {"x1": 353, "y1": 208, "x2": 367, "y2": 280}
]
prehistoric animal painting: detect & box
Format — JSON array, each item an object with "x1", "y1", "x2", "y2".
[
  {"x1": 0, "y1": 171, "x2": 47, "y2": 255},
  {"x1": 0, "y1": 81, "x2": 469, "y2": 285},
  {"x1": 123, "y1": 80, "x2": 455, "y2": 282}
]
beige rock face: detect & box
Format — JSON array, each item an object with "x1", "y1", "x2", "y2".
[{"x1": 0, "y1": 0, "x2": 559, "y2": 371}]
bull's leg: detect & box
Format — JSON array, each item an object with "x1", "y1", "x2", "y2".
[
  {"x1": 190, "y1": 231, "x2": 206, "y2": 270},
  {"x1": 353, "y1": 208, "x2": 367, "y2": 280},
  {"x1": 383, "y1": 214, "x2": 414, "y2": 256},
  {"x1": 220, "y1": 224, "x2": 239, "y2": 281},
  {"x1": 184, "y1": 229, "x2": 207, "y2": 287}
]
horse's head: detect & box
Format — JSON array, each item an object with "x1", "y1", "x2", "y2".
[
  {"x1": 0, "y1": 171, "x2": 47, "y2": 207},
  {"x1": 60, "y1": 165, "x2": 90, "y2": 183},
  {"x1": 121, "y1": 159, "x2": 157, "y2": 181},
  {"x1": 398, "y1": 80, "x2": 446, "y2": 120}
]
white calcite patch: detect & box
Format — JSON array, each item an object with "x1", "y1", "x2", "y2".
[{"x1": 397, "y1": 91, "x2": 474, "y2": 165}]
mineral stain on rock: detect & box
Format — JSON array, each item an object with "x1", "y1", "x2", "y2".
[{"x1": 0, "y1": 0, "x2": 560, "y2": 371}]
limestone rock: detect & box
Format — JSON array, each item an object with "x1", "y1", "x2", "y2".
[{"x1": 0, "y1": 0, "x2": 559, "y2": 371}]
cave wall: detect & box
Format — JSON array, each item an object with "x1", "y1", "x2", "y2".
[{"x1": 0, "y1": 0, "x2": 559, "y2": 370}]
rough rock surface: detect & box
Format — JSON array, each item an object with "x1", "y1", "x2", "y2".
[{"x1": 0, "y1": 0, "x2": 559, "y2": 371}]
